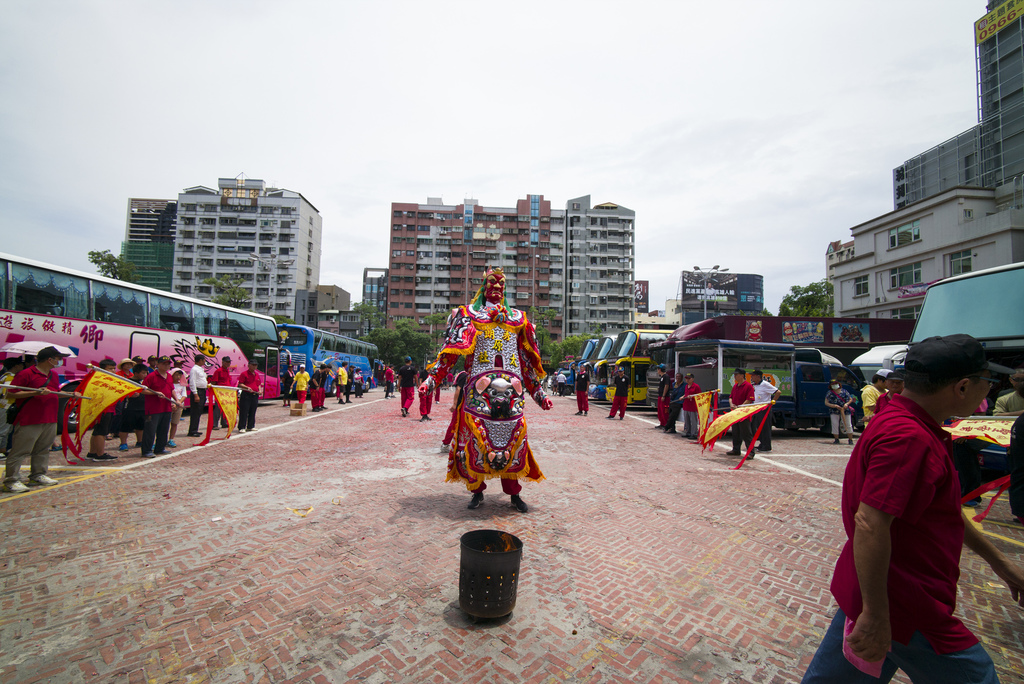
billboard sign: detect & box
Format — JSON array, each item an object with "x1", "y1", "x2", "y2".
[
  {"x1": 634, "y1": 280, "x2": 649, "y2": 313},
  {"x1": 680, "y1": 271, "x2": 738, "y2": 310}
]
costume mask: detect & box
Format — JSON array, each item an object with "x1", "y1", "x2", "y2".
[{"x1": 484, "y1": 268, "x2": 506, "y2": 304}]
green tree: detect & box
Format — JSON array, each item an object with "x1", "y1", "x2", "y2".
[
  {"x1": 528, "y1": 306, "x2": 559, "y2": 362},
  {"x1": 352, "y1": 302, "x2": 385, "y2": 335},
  {"x1": 778, "y1": 279, "x2": 834, "y2": 317},
  {"x1": 88, "y1": 250, "x2": 138, "y2": 282},
  {"x1": 758, "y1": 308, "x2": 774, "y2": 317},
  {"x1": 365, "y1": 319, "x2": 433, "y2": 367},
  {"x1": 272, "y1": 315, "x2": 295, "y2": 325},
  {"x1": 203, "y1": 275, "x2": 251, "y2": 309}
]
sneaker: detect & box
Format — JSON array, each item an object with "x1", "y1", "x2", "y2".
[
  {"x1": 28, "y1": 474, "x2": 58, "y2": 486},
  {"x1": 725, "y1": 451, "x2": 741, "y2": 456},
  {"x1": 247, "y1": 428, "x2": 258, "y2": 432},
  {"x1": 238, "y1": 429, "x2": 247, "y2": 433},
  {"x1": 118, "y1": 444, "x2": 130, "y2": 451},
  {"x1": 510, "y1": 495, "x2": 529, "y2": 513},
  {"x1": 141, "y1": 452, "x2": 156, "y2": 458},
  {"x1": 619, "y1": 416, "x2": 623, "y2": 420},
  {"x1": 665, "y1": 429, "x2": 677, "y2": 434},
  {"x1": 832, "y1": 438, "x2": 840, "y2": 445},
  {"x1": 89, "y1": 453, "x2": 119, "y2": 461},
  {"x1": 963, "y1": 498, "x2": 982, "y2": 508},
  {"x1": 153, "y1": 451, "x2": 168, "y2": 456},
  {"x1": 467, "y1": 492, "x2": 483, "y2": 510},
  {"x1": 584, "y1": 412, "x2": 587, "y2": 416},
  {"x1": 167, "y1": 440, "x2": 177, "y2": 448},
  {"x1": 606, "y1": 416, "x2": 615, "y2": 420},
  {"x1": 3, "y1": 481, "x2": 29, "y2": 493},
  {"x1": 848, "y1": 439, "x2": 854, "y2": 445}
]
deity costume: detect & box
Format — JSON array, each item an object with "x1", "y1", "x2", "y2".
[{"x1": 423, "y1": 269, "x2": 550, "y2": 495}]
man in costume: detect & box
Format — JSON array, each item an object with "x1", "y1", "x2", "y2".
[{"x1": 419, "y1": 267, "x2": 552, "y2": 512}]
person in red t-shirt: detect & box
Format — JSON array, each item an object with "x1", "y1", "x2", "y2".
[
  {"x1": 208, "y1": 356, "x2": 233, "y2": 429},
  {"x1": 384, "y1": 366, "x2": 395, "y2": 398},
  {"x1": 3, "y1": 346, "x2": 79, "y2": 492},
  {"x1": 725, "y1": 369, "x2": 755, "y2": 457},
  {"x1": 139, "y1": 356, "x2": 181, "y2": 458},
  {"x1": 237, "y1": 359, "x2": 262, "y2": 432},
  {"x1": 803, "y1": 335, "x2": 1024, "y2": 683}
]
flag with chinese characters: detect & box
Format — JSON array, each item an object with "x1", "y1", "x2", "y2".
[
  {"x1": 63, "y1": 369, "x2": 141, "y2": 461},
  {"x1": 945, "y1": 418, "x2": 1012, "y2": 447},
  {"x1": 198, "y1": 385, "x2": 239, "y2": 445},
  {"x1": 692, "y1": 390, "x2": 717, "y2": 442},
  {"x1": 700, "y1": 402, "x2": 770, "y2": 451}
]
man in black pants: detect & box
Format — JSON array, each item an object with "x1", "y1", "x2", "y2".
[{"x1": 187, "y1": 354, "x2": 209, "y2": 437}]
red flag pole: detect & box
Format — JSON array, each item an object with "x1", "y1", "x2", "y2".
[
  {"x1": 196, "y1": 390, "x2": 217, "y2": 446},
  {"x1": 732, "y1": 402, "x2": 772, "y2": 470}
]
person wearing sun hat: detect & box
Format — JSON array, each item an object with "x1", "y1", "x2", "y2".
[{"x1": 803, "y1": 334, "x2": 1022, "y2": 682}]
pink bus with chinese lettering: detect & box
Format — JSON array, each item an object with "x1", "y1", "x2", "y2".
[{"x1": 0, "y1": 252, "x2": 282, "y2": 398}]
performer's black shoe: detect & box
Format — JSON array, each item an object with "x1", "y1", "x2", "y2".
[
  {"x1": 510, "y1": 495, "x2": 528, "y2": 513},
  {"x1": 467, "y1": 492, "x2": 483, "y2": 509},
  {"x1": 665, "y1": 429, "x2": 677, "y2": 434},
  {"x1": 575, "y1": 411, "x2": 583, "y2": 415}
]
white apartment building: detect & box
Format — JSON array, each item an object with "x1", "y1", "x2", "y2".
[
  {"x1": 564, "y1": 195, "x2": 636, "y2": 336},
  {"x1": 833, "y1": 185, "x2": 1024, "y2": 319},
  {"x1": 170, "y1": 177, "x2": 322, "y2": 322}
]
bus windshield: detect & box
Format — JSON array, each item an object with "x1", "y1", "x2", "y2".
[
  {"x1": 594, "y1": 336, "x2": 615, "y2": 361},
  {"x1": 912, "y1": 266, "x2": 1024, "y2": 345},
  {"x1": 611, "y1": 332, "x2": 636, "y2": 358}
]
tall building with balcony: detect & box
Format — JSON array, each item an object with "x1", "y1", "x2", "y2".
[
  {"x1": 121, "y1": 198, "x2": 178, "y2": 291},
  {"x1": 169, "y1": 177, "x2": 322, "y2": 322},
  {"x1": 386, "y1": 194, "x2": 636, "y2": 342},
  {"x1": 564, "y1": 196, "x2": 636, "y2": 335},
  {"x1": 894, "y1": 1, "x2": 1024, "y2": 208},
  {"x1": 387, "y1": 195, "x2": 567, "y2": 341}
]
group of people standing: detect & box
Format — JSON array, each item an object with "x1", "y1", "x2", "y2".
[{"x1": 279, "y1": 360, "x2": 367, "y2": 412}]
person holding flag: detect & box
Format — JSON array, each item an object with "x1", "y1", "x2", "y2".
[
  {"x1": 209, "y1": 356, "x2": 232, "y2": 429},
  {"x1": 3, "y1": 346, "x2": 80, "y2": 492},
  {"x1": 84, "y1": 359, "x2": 120, "y2": 462},
  {"x1": 237, "y1": 359, "x2": 262, "y2": 432},
  {"x1": 725, "y1": 369, "x2": 756, "y2": 457},
  {"x1": 140, "y1": 356, "x2": 182, "y2": 458}
]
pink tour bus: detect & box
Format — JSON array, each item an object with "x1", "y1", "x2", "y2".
[{"x1": 0, "y1": 252, "x2": 282, "y2": 399}]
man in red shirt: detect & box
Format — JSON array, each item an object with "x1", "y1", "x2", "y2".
[
  {"x1": 3, "y1": 346, "x2": 77, "y2": 492},
  {"x1": 802, "y1": 335, "x2": 1024, "y2": 682},
  {"x1": 237, "y1": 359, "x2": 262, "y2": 432},
  {"x1": 208, "y1": 356, "x2": 233, "y2": 429},
  {"x1": 725, "y1": 369, "x2": 755, "y2": 457},
  {"x1": 384, "y1": 366, "x2": 395, "y2": 398},
  {"x1": 139, "y1": 356, "x2": 180, "y2": 458}
]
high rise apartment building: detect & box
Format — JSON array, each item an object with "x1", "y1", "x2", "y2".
[
  {"x1": 170, "y1": 177, "x2": 322, "y2": 322},
  {"x1": 564, "y1": 196, "x2": 636, "y2": 335},
  {"x1": 387, "y1": 194, "x2": 635, "y2": 340},
  {"x1": 121, "y1": 198, "x2": 178, "y2": 291},
  {"x1": 894, "y1": 1, "x2": 1024, "y2": 208}
]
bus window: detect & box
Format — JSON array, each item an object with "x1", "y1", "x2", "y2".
[
  {"x1": 150, "y1": 294, "x2": 194, "y2": 332},
  {"x1": 0, "y1": 259, "x2": 7, "y2": 308},
  {"x1": 282, "y1": 329, "x2": 307, "y2": 346},
  {"x1": 637, "y1": 333, "x2": 666, "y2": 356},
  {"x1": 194, "y1": 304, "x2": 227, "y2": 336},
  {"x1": 11, "y1": 263, "x2": 89, "y2": 319},
  {"x1": 612, "y1": 331, "x2": 637, "y2": 358},
  {"x1": 92, "y1": 281, "x2": 147, "y2": 325},
  {"x1": 253, "y1": 317, "x2": 276, "y2": 346}
]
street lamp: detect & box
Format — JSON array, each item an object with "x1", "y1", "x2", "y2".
[{"x1": 693, "y1": 265, "x2": 728, "y2": 320}]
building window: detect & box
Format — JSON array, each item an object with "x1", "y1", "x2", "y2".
[
  {"x1": 853, "y1": 275, "x2": 869, "y2": 297},
  {"x1": 891, "y1": 305, "x2": 921, "y2": 319},
  {"x1": 950, "y1": 249, "x2": 972, "y2": 276},
  {"x1": 889, "y1": 262, "x2": 922, "y2": 289},
  {"x1": 888, "y1": 220, "x2": 920, "y2": 249}
]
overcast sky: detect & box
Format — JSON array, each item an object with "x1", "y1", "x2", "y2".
[{"x1": 0, "y1": 0, "x2": 984, "y2": 314}]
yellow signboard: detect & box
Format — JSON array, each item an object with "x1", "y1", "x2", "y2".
[{"x1": 976, "y1": 1, "x2": 1022, "y2": 44}]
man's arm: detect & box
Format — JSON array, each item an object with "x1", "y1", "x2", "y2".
[
  {"x1": 846, "y1": 502, "x2": 894, "y2": 663},
  {"x1": 962, "y1": 510, "x2": 1024, "y2": 606}
]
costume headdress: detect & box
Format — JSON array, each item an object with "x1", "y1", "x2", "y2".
[{"x1": 469, "y1": 267, "x2": 510, "y2": 310}]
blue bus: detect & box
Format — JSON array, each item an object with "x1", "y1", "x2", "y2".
[{"x1": 277, "y1": 324, "x2": 379, "y2": 383}]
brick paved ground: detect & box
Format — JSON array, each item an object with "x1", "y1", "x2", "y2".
[{"x1": 1, "y1": 390, "x2": 1022, "y2": 683}]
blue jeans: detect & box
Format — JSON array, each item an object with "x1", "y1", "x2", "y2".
[{"x1": 802, "y1": 609, "x2": 999, "y2": 683}]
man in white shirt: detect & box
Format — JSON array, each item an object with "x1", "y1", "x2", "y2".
[
  {"x1": 187, "y1": 355, "x2": 209, "y2": 437},
  {"x1": 750, "y1": 369, "x2": 780, "y2": 453}
]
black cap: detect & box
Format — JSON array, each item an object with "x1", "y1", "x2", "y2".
[
  {"x1": 733, "y1": 368, "x2": 746, "y2": 376},
  {"x1": 37, "y1": 346, "x2": 70, "y2": 362},
  {"x1": 751, "y1": 369, "x2": 763, "y2": 376},
  {"x1": 888, "y1": 369, "x2": 905, "y2": 381},
  {"x1": 684, "y1": 372, "x2": 694, "y2": 378},
  {"x1": 157, "y1": 355, "x2": 172, "y2": 364},
  {"x1": 905, "y1": 334, "x2": 1013, "y2": 382}
]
